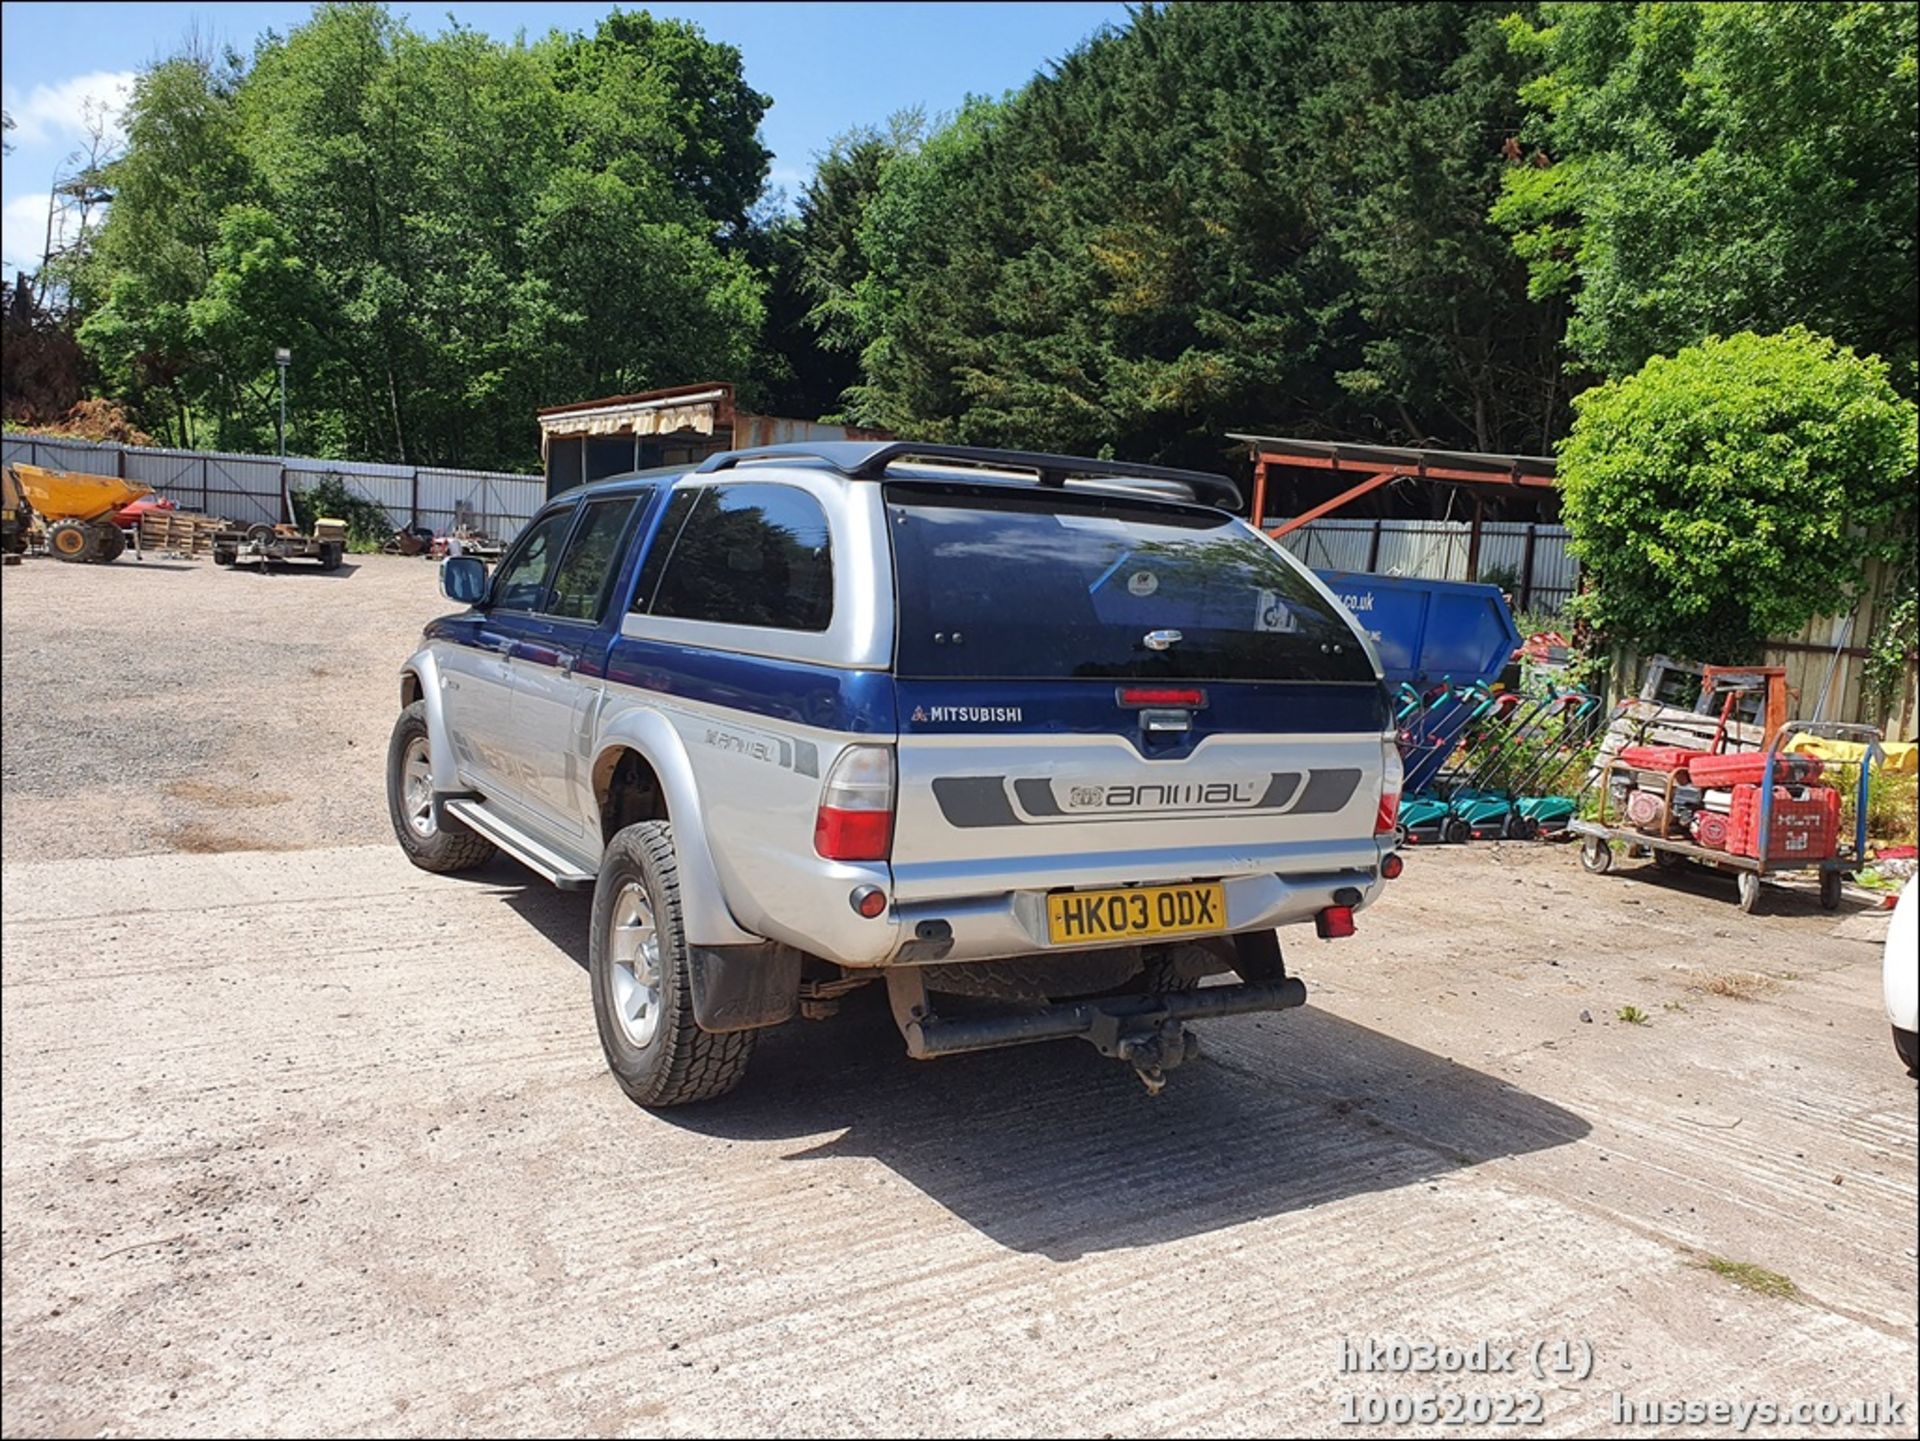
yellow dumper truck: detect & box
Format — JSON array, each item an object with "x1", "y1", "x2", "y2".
[{"x1": 3, "y1": 461, "x2": 152, "y2": 562}]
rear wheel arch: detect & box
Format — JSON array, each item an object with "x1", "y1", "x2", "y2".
[{"x1": 595, "y1": 745, "x2": 669, "y2": 844}]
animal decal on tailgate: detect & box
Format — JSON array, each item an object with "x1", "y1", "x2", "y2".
[{"x1": 931, "y1": 769, "x2": 1362, "y2": 827}]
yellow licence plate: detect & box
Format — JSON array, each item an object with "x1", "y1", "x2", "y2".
[{"x1": 1046, "y1": 882, "x2": 1226, "y2": 945}]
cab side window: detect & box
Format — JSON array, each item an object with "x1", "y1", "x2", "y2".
[
  {"x1": 645, "y1": 483, "x2": 834, "y2": 632},
  {"x1": 542, "y1": 497, "x2": 640, "y2": 622},
  {"x1": 490, "y1": 508, "x2": 575, "y2": 612}
]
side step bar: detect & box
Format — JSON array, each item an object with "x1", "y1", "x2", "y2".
[{"x1": 441, "y1": 799, "x2": 596, "y2": 889}]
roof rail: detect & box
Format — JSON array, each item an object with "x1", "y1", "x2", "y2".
[{"x1": 693, "y1": 441, "x2": 1241, "y2": 509}]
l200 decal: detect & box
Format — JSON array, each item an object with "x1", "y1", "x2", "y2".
[{"x1": 931, "y1": 769, "x2": 1362, "y2": 828}]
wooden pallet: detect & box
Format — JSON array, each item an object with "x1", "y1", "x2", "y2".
[{"x1": 139, "y1": 511, "x2": 228, "y2": 557}]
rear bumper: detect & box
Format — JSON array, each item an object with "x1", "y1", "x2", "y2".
[{"x1": 806, "y1": 836, "x2": 1392, "y2": 968}]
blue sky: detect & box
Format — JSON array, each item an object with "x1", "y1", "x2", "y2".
[{"x1": 0, "y1": 0, "x2": 1130, "y2": 276}]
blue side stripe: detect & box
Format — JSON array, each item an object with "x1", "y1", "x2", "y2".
[{"x1": 606, "y1": 636, "x2": 897, "y2": 733}]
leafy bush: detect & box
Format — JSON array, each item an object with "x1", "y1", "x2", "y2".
[
  {"x1": 1838, "y1": 763, "x2": 1920, "y2": 850},
  {"x1": 1558, "y1": 329, "x2": 1918, "y2": 660},
  {"x1": 1477, "y1": 562, "x2": 1521, "y2": 594},
  {"x1": 292, "y1": 473, "x2": 394, "y2": 551}
]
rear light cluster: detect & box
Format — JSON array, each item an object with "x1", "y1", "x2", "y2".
[
  {"x1": 1376, "y1": 735, "x2": 1404, "y2": 836},
  {"x1": 814, "y1": 744, "x2": 896, "y2": 862}
]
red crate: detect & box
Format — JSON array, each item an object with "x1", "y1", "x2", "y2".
[
  {"x1": 1725, "y1": 783, "x2": 1840, "y2": 862},
  {"x1": 1687, "y1": 752, "x2": 1825, "y2": 788}
]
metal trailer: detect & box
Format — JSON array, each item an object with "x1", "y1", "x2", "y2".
[
  {"x1": 213, "y1": 521, "x2": 347, "y2": 571},
  {"x1": 1569, "y1": 720, "x2": 1884, "y2": 914}
]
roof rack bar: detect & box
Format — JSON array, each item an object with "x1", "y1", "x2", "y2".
[{"x1": 693, "y1": 441, "x2": 1241, "y2": 508}]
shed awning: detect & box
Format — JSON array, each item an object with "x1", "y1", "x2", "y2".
[
  {"x1": 1226, "y1": 433, "x2": 1556, "y2": 483},
  {"x1": 538, "y1": 386, "x2": 728, "y2": 440}
]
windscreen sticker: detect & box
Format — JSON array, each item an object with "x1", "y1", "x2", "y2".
[
  {"x1": 1127, "y1": 570, "x2": 1159, "y2": 597},
  {"x1": 1256, "y1": 589, "x2": 1300, "y2": 633}
]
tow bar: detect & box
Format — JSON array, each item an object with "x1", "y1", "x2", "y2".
[{"x1": 886, "y1": 971, "x2": 1308, "y2": 1094}]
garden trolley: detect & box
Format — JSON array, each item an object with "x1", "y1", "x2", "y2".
[{"x1": 1569, "y1": 721, "x2": 1883, "y2": 914}]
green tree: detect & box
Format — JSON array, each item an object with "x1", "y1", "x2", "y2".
[
  {"x1": 1493, "y1": 1, "x2": 1920, "y2": 390},
  {"x1": 73, "y1": 46, "x2": 254, "y2": 447},
  {"x1": 1556, "y1": 328, "x2": 1917, "y2": 660},
  {"x1": 548, "y1": 9, "x2": 772, "y2": 237},
  {"x1": 73, "y1": 2, "x2": 771, "y2": 468},
  {"x1": 825, "y1": 3, "x2": 1562, "y2": 462}
]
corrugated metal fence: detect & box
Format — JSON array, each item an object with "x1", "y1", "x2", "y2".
[
  {"x1": 1271, "y1": 517, "x2": 1579, "y2": 614},
  {"x1": 1, "y1": 433, "x2": 546, "y2": 544}
]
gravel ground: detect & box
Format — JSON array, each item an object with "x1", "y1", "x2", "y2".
[{"x1": 1, "y1": 551, "x2": 445, "y2": 861}]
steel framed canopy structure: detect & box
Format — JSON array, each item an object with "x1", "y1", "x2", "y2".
[{"x1": 1227, "y1": 433, "x2": 1557, "y2": 536}]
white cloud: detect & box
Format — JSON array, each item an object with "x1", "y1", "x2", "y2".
[
  {"x1": 1, "y1": 192, "x2": 53, "y2": 277},
  {"x1": 2, "y1": 69, "x2": 138, "y2": 147}
]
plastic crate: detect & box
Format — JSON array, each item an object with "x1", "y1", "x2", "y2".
[{"x1": 1725, "y1": 783, "x2": 1840, "y2": 862}]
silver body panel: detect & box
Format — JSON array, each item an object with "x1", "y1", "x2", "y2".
[{"x1": 402, "y1": 460, "x2": 1391, "y2": 966}]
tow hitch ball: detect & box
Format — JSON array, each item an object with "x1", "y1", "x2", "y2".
[{"x1": 1098, "y1": 1013, "x2": 1202, "y2": 1095}]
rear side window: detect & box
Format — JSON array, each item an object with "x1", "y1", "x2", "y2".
[
  {"x1": 631, "y1": 488, "x2": 698, "y2": 615},
  {"x1": 885, "y1": 487, "x2": 1374, "y2": 682},
  {"x1": 646, "y1": 483, "x2": 833, "y2": 632},
  {"x1": 543, "y1": 496, "x2": 639, "y2": 621}
]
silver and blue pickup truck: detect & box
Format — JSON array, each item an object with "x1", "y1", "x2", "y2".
[{"x1": 387, "y1": 441, "x2": 1404, "y2": 1104}]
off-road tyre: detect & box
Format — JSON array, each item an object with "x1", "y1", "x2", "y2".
[
  {"x1": 92, "y1": 524, "x2": 127, "y2": 562},
  {"x1": 385, "y1": 701, "x2": 495, "y2": 872},
  {"x1": 47, "y1": 519, "x2": 92, "y2": 561},
  {"x1": 590, "y1": 820, "x2": 754, "y2": 1107}
]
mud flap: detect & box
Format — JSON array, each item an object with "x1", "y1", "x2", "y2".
[
  {"x1": 1230, "y1": 929, "x2": 1288, "y2": 984},
  {"x1": 687, "y1": 942, "x2": 802, "y2": 1033}
]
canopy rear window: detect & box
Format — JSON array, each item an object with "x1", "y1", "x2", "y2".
[{"x1": 884, "y1": 486, "x2": 1375, "y2": 682}]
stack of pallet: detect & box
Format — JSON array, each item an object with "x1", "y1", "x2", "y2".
[{"x1": 139, "y1": 511, "x2": 228, "y2": 557}]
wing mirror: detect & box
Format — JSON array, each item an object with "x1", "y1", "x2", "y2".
[{"x1": 440, "y1": 555, "x2": 489, "y2": 605}]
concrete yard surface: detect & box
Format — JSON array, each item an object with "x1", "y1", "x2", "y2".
[{"x1": 3, "y1": 843, "x2": 1913, "y2": 1436}]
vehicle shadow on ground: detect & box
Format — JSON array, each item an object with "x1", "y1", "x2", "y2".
[{"x1": 498, "y1": 879, "x2": 1591, "y2": 1261}]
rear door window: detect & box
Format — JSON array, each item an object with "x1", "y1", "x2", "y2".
[
  {"x1": 646, "y1": 483, "x2": 833, "y2": 632},
  {"x1": 541, "y1": 496, "x2": 640, "y2": 622},
  {"x1": 885, "y1": 486, "x2": 1373, "y2": 682}
]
